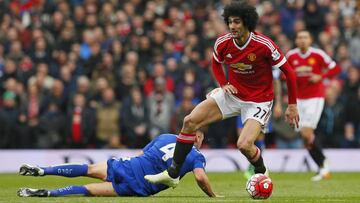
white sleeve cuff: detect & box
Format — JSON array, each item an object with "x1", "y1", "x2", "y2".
[{"x1": 272, "y1": 57, "x2": 287, "y2": 69}]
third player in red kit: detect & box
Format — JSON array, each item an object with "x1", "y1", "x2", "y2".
[{"x1": 287, "y1": 30, "x2": 340, "y2": 181}]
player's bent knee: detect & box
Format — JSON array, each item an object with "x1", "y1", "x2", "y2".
[{"x1": 237, "y1": 139, "x2": 252, "y2": 153}]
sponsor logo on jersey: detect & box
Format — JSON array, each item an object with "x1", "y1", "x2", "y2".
[
  {"x1": 295, "y1": 65, "x2": 312, "y2": 76},
  {"x1": 226, "y1": 53, "x2": 233, "y2": 58},
  {"x1": 247, "y1": 53, "x2": 256, "y2": 61},
  {"x1": 230, "y1": 63, "x2": 254, "y2": 74},
  {"x1": 293, "y1": 60, "x2": 299, "y2": 66}
]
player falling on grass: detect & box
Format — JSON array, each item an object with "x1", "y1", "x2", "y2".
[
  {"x1": 286, "y1": 30, "x2": 340, "y2": 181},
  {"x1": 17, "y1": 133, "x2": 219, "y2": 197},
  {"x1": 145, "y1": 1, "x2": 299, "y2": 188}
]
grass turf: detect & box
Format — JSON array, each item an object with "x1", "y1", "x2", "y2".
[{"x1": 0, "y1": 172, "x2": 360, "y2": 202}]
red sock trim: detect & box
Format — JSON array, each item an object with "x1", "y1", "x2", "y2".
[
  {"x1": 176, "y1": 132, "x2": 196, "y2": 143},
  {"x1": 179, "y1": 132, "x2": 196, "y2": 137},
  {"x1": 250, "y1": 147, "x2": 260, "y2": 162}
]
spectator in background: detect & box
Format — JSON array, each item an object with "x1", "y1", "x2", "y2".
[
  {"x1": 21, "y1": 83, "x2": 46, "y2": 146},
  {"x1": 92, "y1": 77, "x2": 110, "y2": 102},
  {"x1": 91, "y1": 52, "x2": 116, "y2": 88},
  {"x1": 172, "y1": 86, "x2": 196, "y2": 134},
  {"x1": 122, "y1": 86, "x2": 149, "y2": 148},
  {"x1": 147, "y1": 77, "x2": 174, "y2": 139},
  {"x1": 0, "y1": 91, "x2": 24, "y2": 148},
  {"x1": 95, "y1": 88, "x2": 122, "y2": 148},
  {"x1": 0, "y1": 59, "x2": 18, "y2": 95},
  {"x1": 144, "y1": 62, "x2": 174, "y2": 97},
  {"x1": 37, "y1": 102, "x2": 65, "y2": 148},
  {"x1": 175, "y1": 68, "x2": 201, "y2": 105},
  {"x1": 44, "y1": 79, "x2": 67, "y2": 113},
  {"x1": 115, "y1": 63, "x2": 138, "y2": 101},
  {"x1": 69, "y1": 76, "x2": 93, "y2": 107},
  {"x1": 28, "y1": 63, "x2": 54, "y2": 90},
  {"x1": 280, "y1": 0, "x2": 303, "y2": 39},
  {"x1": 30, "y1": 37, "x2": 51, "y2": 65},
  {"x1": 343, "y1": 70, "x2": 360, "y2": 147},
  {"x1": 66, "y1": 93, "x2": 96, "y2": 148},
  {"x1": 303, "y1": 0, "x2": 325, "y2": 42},
  {"x1": 317, "y1": 80, "x2": 345, "y2": 148}
]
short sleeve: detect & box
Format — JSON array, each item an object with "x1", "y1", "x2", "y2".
[
  {"x1": 193, "y1": 153, "x2": 206, "y2": 169},
  {"x1": 317, "y1": 49, "x2": 336, "y2": 69},
  {"x1": 269, "y1": 45, "x2": 287, "y2": 69}
]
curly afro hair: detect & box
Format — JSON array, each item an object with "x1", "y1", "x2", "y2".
[{"x1": 222, "y1": 1, "x2": 259, "y2": 32}]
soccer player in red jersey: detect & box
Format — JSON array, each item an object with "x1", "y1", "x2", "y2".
[
  {"x1": 145, "y1": 1, "x2": 299, "y2": 187},
  {"x1": 286, "y1": 30, "x2": 340, "y2": 181}
]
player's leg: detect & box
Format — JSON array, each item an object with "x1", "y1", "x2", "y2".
[
  {"x1": 145, "y1": 97, "x2": 223, "y2": 187},
  {"x1": 168, "y1": 98, "x2": 223, "y2": 177},
  {"x1": 87, "y1": 162, "x2": 108, "y2": 180},
  {"x1": 237, "y1": 116, "x2": 266, "y2": 179},
  {"x1": 237, "y1": 101, "x2": 273, "y2": 176},
  {"x1": 300, "y1": 127, "x2": 329, "y2": 181},
  {"x1": 85, "y1": 182, "x2": 117, "y2": 196},
  {"x1": 297, "y1": 98, "x2": 329, "y2": 181},
  {"x1": 237, "y1": 119, "x2": 267, "y2": 175},
  {"x1": 19, "y1": 163, "x2": 88, "y2": 177},
  {"x1": 18, "y1": 182, "x2": 117, "y2": 197},
  {"x1": 243, "y1": 133, "x2": 266, "y2": 179},
  {"x1": 20, "y1": 162, "x2": 107, "y2": 180}
]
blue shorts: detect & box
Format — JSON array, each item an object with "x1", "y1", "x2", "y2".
[{"x1": 106, "y1": 158, "x2": 149, "y2": 196}]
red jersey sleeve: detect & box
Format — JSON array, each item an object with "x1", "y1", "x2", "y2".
[
  {"x1": 317, "y1": 49, "x2": 341, "y2": 78},
  {"x1": 212, "y1": 33, "x2": 232, "y2": 63},
  {"x1": 264, "y1": 38, "x2": 287, "y2": 69},
  {"x1": 212, "y1": 34, "x2": 232, "y2": 87}
]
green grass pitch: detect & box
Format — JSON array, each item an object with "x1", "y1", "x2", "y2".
[{"x1": 0, "y1": 172, "x2": 360, "y2": 202}]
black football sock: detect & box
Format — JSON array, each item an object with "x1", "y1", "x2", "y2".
[
  {"x1": 308, "y1": 141, "x2": 325, "y2": 167},
  {"x1": 167, "y1": 141, "x2": 194, "y2": 178},
  {"x1": 252, "y1": 156, "x2": 266, "y2": 174}
]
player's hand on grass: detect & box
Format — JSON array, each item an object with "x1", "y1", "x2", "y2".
[
  {"x1": 222, "y1": 83, "x2": 238, "y2": 94},
  {"x1": 285, "y1": 104, "x2": 299, "y2": 128}
]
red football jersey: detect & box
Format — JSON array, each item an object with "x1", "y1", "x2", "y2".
[
  {"x1": 213, "y1": 32, "x2": 287, "y2": 102},
  {"x1": 286, "y1": 47, "x2": 337, "y2": 99}
]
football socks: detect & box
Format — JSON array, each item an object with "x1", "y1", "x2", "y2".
[
  {"x1": 49, "y1": 185, "x2": 89, "y2": 197},
  {"x1": 42, "y1": 164, "x2": 88, "y2": 177}
]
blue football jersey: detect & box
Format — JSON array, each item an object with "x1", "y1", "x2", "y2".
[{"x1": 129, "y1": 134, "x2": 206, "y2": 195}]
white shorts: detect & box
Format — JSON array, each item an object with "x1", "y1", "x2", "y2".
[
  {"x1": 207, "y1": 88, "x2": 273, "y2": 127},
  {"x1": 297, "y1": 97, "x2": 324, "y2": 130}
]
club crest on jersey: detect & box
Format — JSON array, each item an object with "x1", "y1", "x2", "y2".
[
  {"x1": 308, "y1": 58, "x2": 316, "y2": 65},
  {"x1": 247, "y1": 53, "x2": 256, "y2": 61},
  {"x1": 230, "y1": 63, "x2": 253, "y2": 71}
]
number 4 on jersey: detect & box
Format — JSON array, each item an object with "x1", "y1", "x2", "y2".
[{"x1": 160, "y1": 143, "x2": 176, "y2": 161}]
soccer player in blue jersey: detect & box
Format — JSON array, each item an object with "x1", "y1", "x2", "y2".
[{"x1": 17, "y1": 132, "x2": 218, "y2": 197}]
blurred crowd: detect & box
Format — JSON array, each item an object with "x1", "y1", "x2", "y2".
[{"x1": 0, "y1": 0, "x2": 359, "y2": 149}]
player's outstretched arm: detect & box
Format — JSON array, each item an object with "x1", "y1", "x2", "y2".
[
  {"x1": 279, "y1": 61, "x2": 299, "y2": 128},
  {"x1": 193, "y1": 168, "x2": 220, "y2": 197}
]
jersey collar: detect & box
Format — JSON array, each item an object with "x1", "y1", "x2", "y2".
[
  {"x1": 297, "y1": 47, "x2": 313, "y2": 58},
  {"x1": 233, "y1": 32, "x2": 253, "y2": 50}
]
